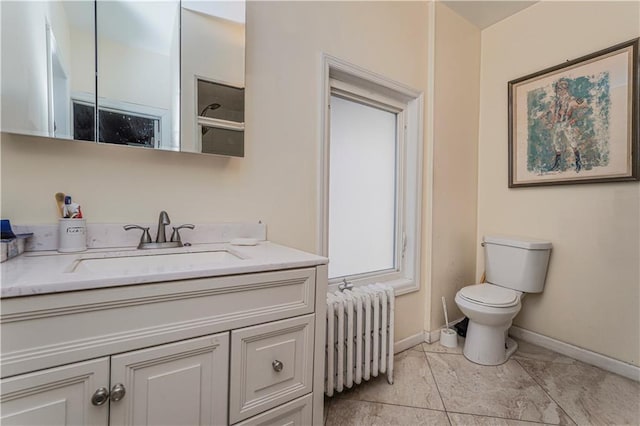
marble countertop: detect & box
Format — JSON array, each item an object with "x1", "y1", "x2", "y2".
[{"x1": 1, "y1": 241, "x2": 328, "y2": 298}]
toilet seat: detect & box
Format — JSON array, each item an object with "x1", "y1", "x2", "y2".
[{"x1": 458, "y1": 284, "x2": 520, "y2": 308}]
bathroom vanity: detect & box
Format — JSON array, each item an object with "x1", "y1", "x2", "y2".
[{"x1": 0, "y1": 238, "x2": 328, "y2": 426}]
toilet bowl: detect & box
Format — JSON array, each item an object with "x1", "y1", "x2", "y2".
[
  {"x1": 455, "y1": 235, "x2": 552, "y2": 366},
  {"x1": 455, "y1": 284, "x2": 522, "y2": 365}
]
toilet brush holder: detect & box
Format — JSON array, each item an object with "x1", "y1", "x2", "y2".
[{"x1": 440, "y1": 328, "x2": 458, "y2": 348}]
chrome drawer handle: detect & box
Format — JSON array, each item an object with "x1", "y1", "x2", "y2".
[
  {"x1": 272, "y1": 360, "x2": 284, "y2": 372},
  {"x1": 110, "y1": 383, "x2": 126, "y2": 402},
  {"x1": 91, "y1": 387, "x2": 109, "y2": 406}
]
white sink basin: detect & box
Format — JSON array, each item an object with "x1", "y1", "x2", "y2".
[{"x1": 70, "y1": 250, "x2": 245, "y2": 274}]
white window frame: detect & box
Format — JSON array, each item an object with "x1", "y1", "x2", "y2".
[{"x1": 319, "y1": 54, "x2": 424, "y2": 296}]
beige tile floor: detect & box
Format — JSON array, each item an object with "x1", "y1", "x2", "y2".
[{"x1": 324, "y1": 338, "x2": 640, "y2": 426}]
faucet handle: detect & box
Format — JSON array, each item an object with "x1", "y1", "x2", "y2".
[
  {"x1": 124, "y1": 224, "x2": 152, "y2": 247},
  {"x1": 170, "y1": 224, "x2": 195, "y2": 244}
]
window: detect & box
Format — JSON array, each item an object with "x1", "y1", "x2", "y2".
[
  {"x1": 321, "y1": 55, "x2": 423, "y2": 295},
  {"x1": 72, "y1": 102, "x2": 159, "y2": 147},
  {"x1": 328, "y1": 94, "x2": 398, "y2": 278},
  {"x1": 196, "y1": 78, "x2": 245, "y2": 157},
  {"x1": 71, "y1": 96, "x2": 166, "y2": 148}
]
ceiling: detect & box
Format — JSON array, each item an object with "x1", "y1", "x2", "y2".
[
  {"x1": 63, "y1": 1, "x2": 180, "y2": 56},
  {"x1": 63, "y1": 1, "x2": 537, "y2": 56},
  {"x1": 63, "y1": 1, "x2": 245, "y2": 57},
  {"x1": 442, "y1": 1, "x2": 538, "y2": 29},
  {"x1": 182, "y1": 0, "x2": 246, "y2": 24}
]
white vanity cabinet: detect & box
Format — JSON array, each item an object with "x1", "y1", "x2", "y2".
[{"x1": 1, "y1": 264, "x2": 328, "y2": 426}]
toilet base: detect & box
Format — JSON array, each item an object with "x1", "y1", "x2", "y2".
[{"x1": 462, "y1": 321, "x2": 518, "y2": 366}]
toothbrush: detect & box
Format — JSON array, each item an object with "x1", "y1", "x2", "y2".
[
  {"x1": 64, "y1": 196, "x2": 72, "y2": 218},
  {"x1": 55, "y1": 193, "x2": 65, "y2": 217}
]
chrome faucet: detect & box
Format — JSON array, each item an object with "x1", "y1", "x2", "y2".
[
  {"x1": 124, "y1": 211, "x2": 195, "y2": 249},
  {"x1": 156, "y1": 210, "x2": 170, "y2": 243}
]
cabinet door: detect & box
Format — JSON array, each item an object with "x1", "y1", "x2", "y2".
[
  {"x1": 0, "y1": 357, "x2": 110, "y2": 426},
  {"x1": 109, "y1": 332, "x2": 229, "y2": 426}
]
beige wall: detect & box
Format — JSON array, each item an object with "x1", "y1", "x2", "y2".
[
  {"x1": 477, "y1": 1, "x2": 640, "y2": 366},
  {"x1": 427, "y1": 2, "x2": 480, "y2": 332},
  {"x1": 1, "y1": 1, "x2": 430, "y2": 343},
  {"x1": 246, "y1": 1, "x2": 430, "y2": 341},
  {"x1": 9, "y1": 1, "x2": 635, "y2": 360}
]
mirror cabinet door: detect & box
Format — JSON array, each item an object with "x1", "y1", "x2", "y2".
[
  {"x1": 96, "y1": 0, "x2": 180, "y2": 151},
  {"x1": 180, "y1": 1, "x2": 245, "y2": 155},
  {"x1": 1, "y1": 1, "x2": 96, "y2": 141}
]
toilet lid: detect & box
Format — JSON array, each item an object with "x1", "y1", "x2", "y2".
[{"x1": 459, "y1": 284, "x2": 520, "y2": 307}]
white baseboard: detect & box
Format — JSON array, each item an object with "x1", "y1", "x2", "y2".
[
  {"x1": 394, "y1": 332, "x2": 424, "y2": 353},
  {"x1": 424, "y1": 328, "x2": 439, "y2": 344},
  {"x1": 396, "y1": 317, "x2": 466, "y2": 349},
  {"x1": 510, "y1": 326, "x2": 640, "y2": 382}
]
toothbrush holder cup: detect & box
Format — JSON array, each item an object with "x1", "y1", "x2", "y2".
[{"x1": 58, "y1": 218, "x2": 87, "y2": 253}]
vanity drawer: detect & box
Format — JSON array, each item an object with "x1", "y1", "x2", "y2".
[
  {"x1": 229, "y1": 314, "x2": 314, "y2": 423},
  {"x1": 234, "y1": 394, "x2": 312, "y2": 426}
]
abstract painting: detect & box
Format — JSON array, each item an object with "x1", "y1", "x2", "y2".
[{"x1": 508, "y1": 38, "x2": 638, "y2": 187}]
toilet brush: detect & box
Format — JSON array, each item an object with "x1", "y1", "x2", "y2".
[{"x1": 440, "y1": 296, "x2": 458, "y2": 348}]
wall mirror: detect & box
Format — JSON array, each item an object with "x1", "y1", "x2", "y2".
[{"x1": 0, "y1": 0, "x2": 245, "y2": 156}]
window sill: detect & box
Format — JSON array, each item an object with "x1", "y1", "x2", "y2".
[{"x1": 327, "y1": 277, "x2": 419, "y2": 297}]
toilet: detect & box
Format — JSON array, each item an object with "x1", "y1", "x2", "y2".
[{"x1": 455, "y1": 235, "x2": 552, "y2": 366}]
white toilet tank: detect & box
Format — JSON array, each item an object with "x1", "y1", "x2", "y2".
[{"x1": 483, "y1": 235, "x2": 552, "y2": 293}]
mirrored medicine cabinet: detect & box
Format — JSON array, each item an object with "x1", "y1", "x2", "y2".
[{"x1": 0, "y1": 0, "x2": 245, "y2": 156}]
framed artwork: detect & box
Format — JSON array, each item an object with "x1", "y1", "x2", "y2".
[{"x1": 508, "y1": 38, "x2": 639, "y2": 187}]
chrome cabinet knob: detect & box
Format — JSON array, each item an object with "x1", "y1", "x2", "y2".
[
  {"x1": 272, "y1": 360, "x2": 284, "y2": 372},
  {"x1": 91, "y1": 387, "x2": 109, "y2": 406},
  {"x1": 110, "y1": 383, "x2": 126, "y2": 402}
]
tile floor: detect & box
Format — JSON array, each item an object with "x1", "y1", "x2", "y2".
[{"x1": 324, "y1": 338, "x2": 640, "y2": 426}]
